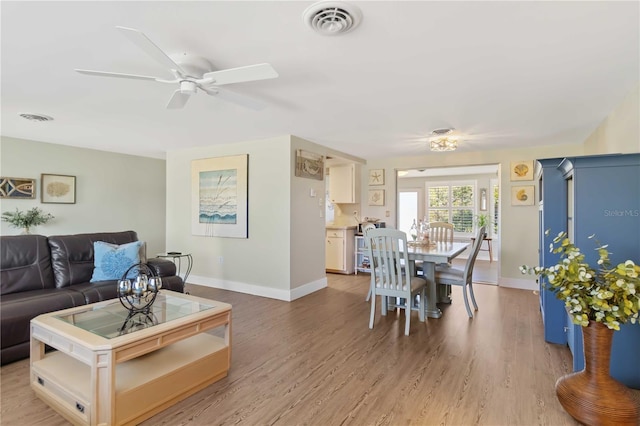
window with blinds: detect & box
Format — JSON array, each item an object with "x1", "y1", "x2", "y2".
[{"x1": 426, "y1": 182, "x2": 475, "y2": 234}]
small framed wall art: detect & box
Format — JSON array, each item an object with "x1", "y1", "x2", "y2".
[
  {"x1": 295, "y1": 150, "x2": 324, "y2": 181},
  {"x1": 41, "y1": 174, "x2": 76, "y2": 204},
  {"x1": 510, "y1": 160, "x2": 534, "y2": 181},
  {"x1": 0, "y1": 177, "x2": 35, "y2": 199},
  {"x1": 368, "y1": 169, "x2": 385, "y2": 185},
  {"x1": 368, "y1": 189, "x2": 385, "y2": 206},
  {"x1": 511, "y1": 185, "x2": 534, "y2": 206}
]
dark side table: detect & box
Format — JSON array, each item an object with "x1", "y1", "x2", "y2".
[{"x1": 156, "y1": 252, "x2": 193, "y2": 285}]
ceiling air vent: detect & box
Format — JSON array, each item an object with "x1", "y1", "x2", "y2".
[
  {"x1": 19, "y1": 113, "x2": 54, "y2": 122},
  {"x1": 303, "y1": 1, "x2": 362, "y2": 36}
]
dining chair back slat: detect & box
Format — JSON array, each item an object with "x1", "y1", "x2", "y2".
[{"x1": 428, "y1": 222, "x2": 454, "y2": 243}]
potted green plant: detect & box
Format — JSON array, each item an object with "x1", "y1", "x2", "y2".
[
  {"x1": 1, "y1": 207, "x2": 54, "y2": 234},
  {"x1": 520, "y1": 230, "x2": 640, "y2": 425},
  {"x1": 475, "y1": 213, "x2": 490, "y2": 228}
]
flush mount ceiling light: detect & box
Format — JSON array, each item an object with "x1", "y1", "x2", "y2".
[
  {"x1": 430, "y1": 137, "x2": 458, "y2": 152},
  {"x1": 429, "y1": 128, "x2": 458, "y2": 152},
  {"x1": 303, "y1": 1, "x2": 363, "y2": 36},
  {"x1": 19, "y1": 113, "x2": 54, "y2": 122}
]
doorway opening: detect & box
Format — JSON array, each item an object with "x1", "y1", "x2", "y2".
[{"x1": 396, "y1": 164, "x2": 499, "y2": 285}]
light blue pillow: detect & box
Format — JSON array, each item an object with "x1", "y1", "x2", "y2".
[{"x1": 90, "y1": 240, "x2": 143, "y2": 282}]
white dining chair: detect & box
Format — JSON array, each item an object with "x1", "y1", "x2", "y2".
[
  {"x1": 434, "y1": 225, "x2": 486, "y2": 318},
  {"x1": 366, "y1": 228, "x2": 426, "y2": 335},
  {"x1": 428, "y1": 222, "x2": 454, "y2": 243},
  {"x1": 416, "y1": 221, "x2": 455, "y2": 277},
  {"x1": 362, "y1": 223, "x2": 377, "y2": 302}
]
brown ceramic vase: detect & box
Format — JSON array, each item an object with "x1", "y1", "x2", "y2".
[{"x1": 555, "y1": 321, "x2": 640, "y2": 426}]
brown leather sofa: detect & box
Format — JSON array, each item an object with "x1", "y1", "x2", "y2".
[{"x1": 0, "y1": 230, "x2": 184, "y2": 365}]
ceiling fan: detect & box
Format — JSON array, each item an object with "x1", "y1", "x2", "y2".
[{"x1": 75, "y1": 26, "x2": 278, "y2": 109}]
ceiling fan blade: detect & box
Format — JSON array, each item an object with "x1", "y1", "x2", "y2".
[
  {"x1": 75, "y1": 69, "x2": 158, "y2": 81},
  {"x1": 202, "y1": 63, "x2": 278, "y2": 86},
  {"x1": 204, "y1": 87, "x2": 266, "y2": 110},
  {"x1": 166, "y1": 90, "x2": 190, "y2": 109},
  {"x1": 116, "y1": 26, "x2": 186, "y2": 75}
]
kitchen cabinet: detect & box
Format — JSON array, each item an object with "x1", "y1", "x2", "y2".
[
  {"x1": 325, "y1": 228, "x2": 355, "y2": 274},
  {"x1": 537, "y1": 153, "x2": 640, "y2": 389},
  {"x1": 329, "y1": 164, "x2": 360, "y2": 204}
]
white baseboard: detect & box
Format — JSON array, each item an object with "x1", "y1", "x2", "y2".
[
  {"x1": 498, "y1": 276, "x2": 538, "y2": 291},
  {"x1": 187, "y1": 275, "x2": 327, "y2": 302}
]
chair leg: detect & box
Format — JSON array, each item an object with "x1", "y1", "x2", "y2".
[
  {"x1": 418, "y1": 287, "x2": 425, "y2": 322},
  {"x1": 462, "y1": 285, "x2": 473, "y2": 318},
  {"x1": 404, "y1": 298, "x2": 411, "y2": 336},
  {"x1": 469, "y1": 282, "x2": 479, "y2": 311},
  {"x1": 369, "y1": 293, "x2": 376, "y2": 329}
]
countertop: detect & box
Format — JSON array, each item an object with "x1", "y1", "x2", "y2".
[{"x1": 325, "y1": 224, "x2": 358, "y2": 230}]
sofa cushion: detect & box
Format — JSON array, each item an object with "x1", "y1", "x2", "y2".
[
  {"x1": 70, "y1": 280, "x2": 120, "y2": 304},
  {"x1": 0, "y1": 235, "x2": 56, "y2": 295},
  {"x1": 90, "y1": 240, "x2": 143, "y2": 282},
  {"x1": 48, "y1": 231, "x2": 138, "y2": 288},
  {"x1": 0, "y1": 288, "x2": 86, "y2": 351}
]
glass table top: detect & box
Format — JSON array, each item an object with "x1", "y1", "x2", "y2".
[{"x1": 55, "y1": 293, "x2": 215, "y2": 339}]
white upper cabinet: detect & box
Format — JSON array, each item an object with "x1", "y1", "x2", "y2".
[{"x1": 329, "y1": 164, "x2": 359, "y2": 204}]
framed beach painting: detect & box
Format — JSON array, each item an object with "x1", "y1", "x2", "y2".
[
  {"x1": 41, "y1": 174, "x2": 75, "y2": 203},
  {"x1": 191, "y1": 154, "x2": 248, "y2": 238}
]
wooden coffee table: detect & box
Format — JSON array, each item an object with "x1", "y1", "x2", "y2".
[{"x1": 30, "y1": 290, "x2": 231, "y2": 426}]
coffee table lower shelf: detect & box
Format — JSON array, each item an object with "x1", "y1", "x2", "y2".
[{"x1": 31, "y1": 333, "x2": 228, "y2": 426}]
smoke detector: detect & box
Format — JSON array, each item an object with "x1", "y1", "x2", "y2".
[
  {"x1": 303, "y1": 1, "x2": 362, "y2": 36},
  {"x1": 19, "y1": 113, "x2": 54, "y2": 122}
]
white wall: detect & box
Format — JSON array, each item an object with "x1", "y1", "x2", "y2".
[
  {"x1": 0, "y1": 136, "x2": 167, "y2": 254},
  {"x1": 290, "y1": 136, "x2": 330, "y2": 294},
  {"x1": 166, "y1": 136, "x2": 292, "y2": 299},
  {"x1": 165, "y1": 135, "x2": 362, "y2": 301},
  {"x1": 583, "y1": 84, "x2": 640, "y2": 154}
]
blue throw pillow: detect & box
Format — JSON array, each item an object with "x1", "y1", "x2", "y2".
[{"x1": 90, "y1": 240, "x2": 143, "y2": 282}]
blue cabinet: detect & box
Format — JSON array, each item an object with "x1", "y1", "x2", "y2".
[{"x1": 537, "y1": 153, "x2": 640, "y2": 389}]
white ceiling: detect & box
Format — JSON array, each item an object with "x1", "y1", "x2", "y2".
[{"x1": 2, "y1": 1, "x2": 638, "y2": 160}]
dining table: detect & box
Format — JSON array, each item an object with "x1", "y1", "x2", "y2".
[{"x1": 404, "y1": 241, "x2": 470, "y2": 318}]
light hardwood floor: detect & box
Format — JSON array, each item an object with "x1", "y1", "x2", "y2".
[{"x1": 2, "y1": 274, "x2": 635, "y2": 425}]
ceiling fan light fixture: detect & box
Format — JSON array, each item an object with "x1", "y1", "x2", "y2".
[
  {"x1": 303, "y1": 1, "x2": 362, "y2": 36},
  {"x1": 179, "y1": 80, "x2": 197, "y2": 95},
  {"x1": 430, "y1": 137, "x2": 458, "y2": 152}
]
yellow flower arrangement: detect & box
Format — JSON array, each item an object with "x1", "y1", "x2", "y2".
[{"x1": 520, "y1": 230, "x2": 640, "y2": 330}]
